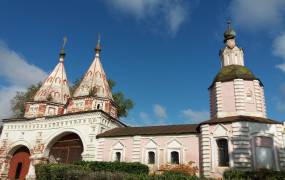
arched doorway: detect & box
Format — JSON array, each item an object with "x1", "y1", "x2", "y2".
[
  {"x1": 49, "y1": 133, "x2": 83, "y2": 164},
  {"x1": 8, "y1": 146, "x2": 31, "y2": 180}
]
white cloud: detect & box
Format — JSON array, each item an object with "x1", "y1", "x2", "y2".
[
  {"x1": 229, "y1": 1, "x2": 285, "y2": 73},
  {"x1": 181, "y1": 108, "x2": 209, "y2": 123},
  {"x1": 276, "y1": 84, "x2": 285, "y2": 112},
  {"x1": 105, "y1": 0, "x2": 189, "y2": 36},
  {"x1": 0, "y1": 41, "x2": 47, "y2": 86},
  {"x1": 273, "y1": 32, "x2": 285, "y2": 72},
  {"x1": 0, "y1": 41, "x2": 47, "y2": 120},
  {"x1": 153, "y1": 104, "x2": 167, "y2": 119},
  {"x1": 229, "y1": 0, "x2": 285, "y2": 30},
  {"x1": 139, "y1": 112, "x2": 149, "y2": 121},
  {"x1": 0, "y1": 86, "x2": 25, "y2": 120}
]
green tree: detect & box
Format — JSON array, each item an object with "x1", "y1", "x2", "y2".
[
  {"x1": 107, "y1": 79, "x2": 134, "y2": 117},
  {"x1": 10, "y1": 83, "x2": 42, "y2": 118},
  {"x1": 10, "y1": 79, "x2": 134, "y2": 118}
]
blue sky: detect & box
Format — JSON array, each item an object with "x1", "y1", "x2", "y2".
[{"x1": 0, "y1": 0, "x2": 285, "y2": 125}]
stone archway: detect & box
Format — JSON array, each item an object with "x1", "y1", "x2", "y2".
[
  {"x1": 8, "y1": 146, "x2": 30, "y2": 180},
  {"x1": 48, "y1": 133, "x2": 83, "y2": 164}
]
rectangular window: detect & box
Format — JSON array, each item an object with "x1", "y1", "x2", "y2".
[
  {"x1": 255, "y1": 147, "x2": 273, "y2": 169},
  {"x1": 217, "y1": 139, "x2": 229, "y2": 166}
]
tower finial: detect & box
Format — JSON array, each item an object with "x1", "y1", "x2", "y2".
[
  {"x1": 224, "y1": 20, "x2": 236, "y2": 42},
  {"x1": 95, "y1": 34, "x2": 101, "y2": 55},
  {"x1": 227, "y1": 20, "x2": 231, "y2": 30},
  {"x1": 59, "y1": 36, "x2": 67, "y2": 61}
]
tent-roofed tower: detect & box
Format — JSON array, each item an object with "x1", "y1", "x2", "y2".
[
  {"x1": 209, "y1": 21, "x2": 266, "y2": 118},
  {"x1": 24, "y1": 37, "x2": 71, "y2": 118},
  {"x1": 67, "y1": 37, "x2": 118, "y2": 118}
]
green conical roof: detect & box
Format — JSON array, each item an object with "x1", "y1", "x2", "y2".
[{"x1": 210, "y1": 65, "x2": 262, "y2": 88}]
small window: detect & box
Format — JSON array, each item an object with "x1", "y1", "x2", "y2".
[
  {"x1": 115, "y1": 152, "x2": 121, "y2": 162},
  {"x1": 148, "y1": 151, "x2": 155, "y2": 164},
  {"x1": 217, "y1": 139, "x2": 229, "y2": 166},
  {"x1": 97, "y1": 104, "x2": 100, "y2": 109},
  {"x1": 171, "y1": 151, "x2": 179, "y2": 164}
]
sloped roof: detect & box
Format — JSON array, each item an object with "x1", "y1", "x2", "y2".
[
  {"x1": 33, "y1": 54, "x2": 70, "y2": 104},
  {"x1": 199, "y1": 116, "x2": 281, "y2": 126},
  {"x1": 97, "y1": 116, "x2": 281, "y2": 138},
  {"x1": 210, "y1": 65, "x2": 262, "y2": 88},
  {"x1": 97, "y1": 124, "x2": 199, "y2": 138},
  {"x1": 73, "y1": 52, "x2": 113, "y2": 100}
]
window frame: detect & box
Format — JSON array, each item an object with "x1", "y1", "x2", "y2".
[
  {"x1": 147, "y1": 151, "x2": 155, "y2": 164},
  {"x1": 170, "y1": 151, "x2": 180, "y2": 164},
  {"x1": 216, "y1": 138, "x2": 229, "y2": 167},
  {"x1": 115, "y1": 152, "x2": 121, "y2": 162},
  {"x1": 252, "y1": 136, "x2": 276, "y2": 170}
]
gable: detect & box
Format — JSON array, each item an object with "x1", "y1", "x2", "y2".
[
  {"x1": 112, "y1": 141, "x2": 124, "y2": 150},
  {"x1": 167, "y1": 139, "x2": 182, "y2": 148},
  {"x1": 145, "y1": 139, "x2": 157, "y2": 149},
  {"x1": 212, "y1": 124, "x2": 228, "y2": 137}
]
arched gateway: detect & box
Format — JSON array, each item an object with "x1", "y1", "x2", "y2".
[
  {"x1": 48, "y1": 133, "x2": 83, "y2": 164},
  {"x1": 8, "y1": 146, "x2": 31, "y2": 180}
]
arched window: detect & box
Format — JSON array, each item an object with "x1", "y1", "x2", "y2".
[
  {"x1": 254, "y1": 136, "x2": 274, "y2": 169},
  {"x1": 216, "y1": 139, "x2": 229, "y2": 166},
  {"x1": 148, "y1": 151, "x2": 155, "y2": 164},
  {"x1": 171, "y1": 151, "x2": 179, "y2": 164},
  {"x1": 115, "y1": 152, "x2": 121, "y2": 162}
]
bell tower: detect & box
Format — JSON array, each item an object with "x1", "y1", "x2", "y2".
[
  {"x1": 66, "y1": 36, "x2": 118, "y2": 118},
  {"x1": 24, "y1": 37, "x2": 71, "y2": 118},
  {"x1": 220, "y1": 21, "x2": 244, "y2": 67},
  {"x1": 209, "y1": 22, "x2": 266, "y2": 118}
]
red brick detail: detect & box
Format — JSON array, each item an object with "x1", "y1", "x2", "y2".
[
  {"x1": 38, "y1": 104, "x2": 46, "y2": 117},
  {"x1": 58, "y1": 107, "x2": 64, "y2": 115},
  {"x1": 85, "y1": 99, "x2": 92, "y2": 110},
  {"x1": 24, "y1": 104, "x2": 30, "y2": 113},
  {"x1": 105, "y1": 102, "x2": 110, "y2": 112},
  {"x1": 8, "y1": 151, "x2": 30, "y2": 180}
]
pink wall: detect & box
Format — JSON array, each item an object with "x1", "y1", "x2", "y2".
[
  {"x1": 244, "y1": 81, "x2": 257, "y2": 112},
  {"x1": 100, "y1": 134, "x2": 200, "y2": 171},
  {"x1": 221, "y1": 81, "x2": 235, "y2": 112}
]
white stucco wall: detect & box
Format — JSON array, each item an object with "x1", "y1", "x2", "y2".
[{"x1": 0, "y1": 111, "x2": 123, "y2": 178}]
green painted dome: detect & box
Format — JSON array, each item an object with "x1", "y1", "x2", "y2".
[{"x1": 210, "y1": 65, "x2": 262, "y2": 88}]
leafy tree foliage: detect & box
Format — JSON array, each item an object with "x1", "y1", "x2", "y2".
[
  {"x1": 113, "y1": 91, "x2": 134, "y2": 118},
  {"x1": 10, "y1": 79, "x2": 134, "y2": 118},
  {"x1": 107, "y1": 79, "x2": 134, "y2": 117},
  {"x1": 10, "y1": 83, "x2": 42, "y2": 118}
]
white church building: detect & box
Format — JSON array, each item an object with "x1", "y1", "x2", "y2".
[{"x1": 0, "y1": 23, "x2": 285, "y2": 179}]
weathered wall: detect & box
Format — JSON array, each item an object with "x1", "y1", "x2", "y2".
[{"x1": 97, "y1": 134, "x2": 200, "y2": 173}]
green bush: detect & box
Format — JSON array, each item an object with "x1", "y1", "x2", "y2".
[
  {"x1": 74, "y1": 161, "x2": 149, "y2": 175},
  {"x1": 223, "y1": 169, "x2": 249, "y2": 180},
  {"x1": 35, "y1": 162, "x2": 200, "y2": 180},
  {"x1": 223, "y1": 169, "x2": 285, "y2": 180},
  {"x1": 35, "y1": 164, "x2": 91, "y2": 180}
]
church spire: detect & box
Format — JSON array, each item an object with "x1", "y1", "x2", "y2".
[
  {"x1": 223, "y1": 20, "x2": 236, "y2": 43},
  {"x1": 219, "y1": 21, "x2": 244, "y2": 67},
  {"x1": 33, "y1": 37, "x2": 71, "y2": 104},
  {"x1": 95, "y1": 34, "x2": 101, "y2": 56},
  {"x1": 73, "y1": 36, "x2": 113, "y2": 100},
  {"x1": 59, "y1": 36, "x2": 67, "y2": 62}
]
